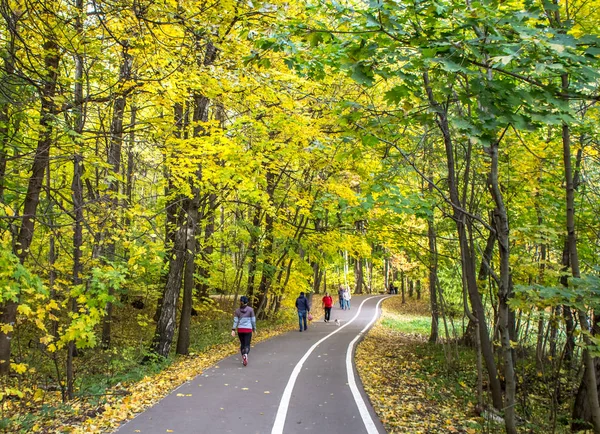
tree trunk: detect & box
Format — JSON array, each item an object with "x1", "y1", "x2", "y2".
[
  {"x1": 0, "y1": 8, "x2": 17, "y2": 202},
  {"x1": 191, "y1": 40, "x2": 218, "y2": 298},
  {"x1": 558, "y1": 241, "x2": 576, "y2": 364},
  {"x1": 428, "y1": 209, "x2": 439, "y2": 343},
  {"x1": 256, "y1": 170, "x2": 275, "y2": 318},
  {"x1": 401, "y1": 271, "x2": 406, "y2": 304},
  {"x1": 423, "y1": 71, "x2": 503, "y2": 411},
  {"x1": 246, "y1": 207, "x2": 261, "y2": 303},
  {"x1": 384, "y1": 258, "x2": 389, "y2": 292},
  {"x1": 125, "y1": 105, "x2": 137, "y2": 210},
  {"x1": 564, "y1": 79, "x2": 600, "y2": 430},
  {"x1": 176, "y1": 194, "x2": 199, "y2": 355},
  {"x1": 67, "y1": 1, "x2": 85, "y2": 397},
  {"x1": 155, "y1": 103, "x2": 185, "y2": 322},
  {"x1": 478, "y1": 224, "x2": 496, "y2": 282},
  {"x1": 0, "y1": 36, "x2": 59, "y2": 376},
  {"x1": 367, "y1": 258, "x2": 373, "y2": 293},
  {"x1": 196, "y1": 193, "x2": 217, "y2": 298},
  {"x1": 460, "y1": 223, "x2": 496, "y2": 347},
  {"x1": 102, "y1": 45, "x2": 132, "y2": 348},
  {"x1": 152, "y1": 215, "x2": 186, "y2": 357},
  {"x1": 311, "y1": 261, "x2": 322, "y2": 294},
  {"x1": 535, "y1": 201, "x2": 548, "y2": 369},
  {"x1": 488, "y1": 137, "x2": 517, "y2": 433},
  {"x1": 354, "y1": 256, "x2": 364, "y2": 295}
]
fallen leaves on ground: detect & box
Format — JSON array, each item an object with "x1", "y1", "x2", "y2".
[
  {"x1": 30, "y1": 321, "x2": 295, "y2": 434},
  {"x1": 356, "y1": 296, "x2": 481, "y2": 434}
]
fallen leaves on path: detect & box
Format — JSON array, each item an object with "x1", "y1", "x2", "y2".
[{"x1": 356, "y1": 297, "x2": 480, "y2": 434}]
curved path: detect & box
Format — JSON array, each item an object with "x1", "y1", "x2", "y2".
[{"x1": 114, "y1": 295, "x2": 390, "y2": 434}]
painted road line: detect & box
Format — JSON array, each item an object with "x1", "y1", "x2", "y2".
[
  {"x1": 346, "y1": 296, "x2": 390, "y2": 434},
  {"x1": 271, "y1": 296, "x2": 381, "y2": 434}
]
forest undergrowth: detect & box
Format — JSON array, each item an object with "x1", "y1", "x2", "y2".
[
  {"x1": 3, "y1": 297, "x2": 299, "y2": 434},
  {"x1": 356, "y1": 296, "x2": 574, "y2": 434},
  {"x1": 6, "y1": 294, "x2": 579, "y2": 433}
]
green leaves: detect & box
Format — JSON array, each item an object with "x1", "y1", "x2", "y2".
[
  {"x1": 0, "y1": 243, "x2": 46, "y2": 305},
  {"x1": 351, "y1": 62, "x2": 375, "y2": 85}
]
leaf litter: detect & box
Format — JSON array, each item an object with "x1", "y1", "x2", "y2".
[{"x1": 356, "y1": 296, "x2": 481, "y2": 434}]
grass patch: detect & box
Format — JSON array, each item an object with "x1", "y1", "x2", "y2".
[{"x1": 382, "y1": 315, "x2": 432, "y2": 335}]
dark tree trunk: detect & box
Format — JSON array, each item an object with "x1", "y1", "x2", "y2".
[
  {"x1": 428, "y1": 212, "x2": 439, "y2": 343},
  {"x1": 102, "y1": 46, "x2": 132, "y2": 348},
  {"x1": 256, "y1": 170, "x2": 275, "y2": 318},
  {"x1": 0, "y1": 8, "x2": 17, "y2": 202},
  {"x1": 176, "y1": 194, "x2": 199, "y2": 355},
  {"x1": 311, "y1": 262, "x2": 323, "y2": 295},
  {"x1": 565, "y1": 105, "x2": 600, "y2": 430},
  {"x1": 560, "y1": 241, "x2": 576, "y2": 363},
  {"x1": 125, "y1": 105, "x2": 137, "y2": 209},
  {"x1": 488, "y1": 135, "x2": 517, "y2": 433},
  {"x1": 354, "y1": 257, "x2": 364, "y2": 295},
  {"x1": 152, "y1": 215, "x2": 186, "y2": 357},
  {"x1": 246, "y1": 207, "x2": 261, "y2": 303},
  {"x1": 0, "y1": 37, "x2": 59, "y2": 376},
  {"x1": 353, "y1": 220, "x2": 365, "y2": 294},
  {"x1": 155, "y1": 102, "x2": 185, "y2": 323},
  {"x1": 461, "y1": 224, "x2": 496, "y2": 348},
  {"x1": 423, "y1": 71, "x2": 503, "y2": 411},
  {"x1": 190, "y1": 40, "x2": 218, "y2": 297},
  {"x1": 573, "y1": 356, "x2": 600, "y2": 432},
  {"x1": 197, "y1": 193, "x2": 216, "y2": 298},
  {"x1": 384, "y1": 258, "x2": 389, "y2": 292},
  {"x1": 401, "y1": 271, "x2": 406, "y2": 304},
  {"x1": 67, "y1": 3, "x2": 85, "y2": 397},
  {"x1": 478, "y1": 224, "x2": 496, "y2": 282}
]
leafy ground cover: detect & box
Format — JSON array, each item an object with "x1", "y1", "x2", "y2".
[
  {"x1": 356, "y1": 296, "x2": 488, "y2": 434},
  {"x1": 4, "y1": 298, "x2": 301, "y2": 434},
  {"x1": 8, "y1": 295, "x2": 574, "y2": 433}
]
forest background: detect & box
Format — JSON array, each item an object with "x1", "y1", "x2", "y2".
[{"x1": 0, "y1": 0, "x2": 599, "y2": 432}]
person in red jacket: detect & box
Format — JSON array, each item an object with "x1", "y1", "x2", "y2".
[{"x1": 322, "y1": 292, "x2": 333, "y2": 323}]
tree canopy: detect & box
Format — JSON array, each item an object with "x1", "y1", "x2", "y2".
[{"x1": 0, "y1": 0, "x2": 599, "y2": 432}]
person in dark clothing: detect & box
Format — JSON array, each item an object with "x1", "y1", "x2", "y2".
[
  {"x1": 231, "y1": 296, "x2": 256, "y2": 366},
  {"x1": 295, "y1": 292, "x2": 310, "y2": 332}
]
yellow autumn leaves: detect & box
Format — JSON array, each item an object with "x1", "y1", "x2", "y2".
[{"x1": 356, "y1": 297, "x2": 483, "y2": 433}]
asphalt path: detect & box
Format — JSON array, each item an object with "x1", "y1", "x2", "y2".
[{"x1": 114, "y1": 294, "x2": 390, "y2": 434}]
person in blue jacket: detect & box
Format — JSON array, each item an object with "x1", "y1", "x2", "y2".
[
  {"x1": 295, "y1": 292, "x2": 310, "y2": 332},
  {"x1": 231, "y1": 296, "x2": 256, "y2": 366}
]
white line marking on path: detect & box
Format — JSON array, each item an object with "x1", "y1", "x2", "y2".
[
  {"x1": 271, "y1": 296, "x2": 389, "y2": 434},
  {"x1": 346, "y1": 296, "x2": 390, "y2": 434}
]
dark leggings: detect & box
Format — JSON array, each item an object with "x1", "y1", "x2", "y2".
[
  {"x1": 324, "y1": 307, "x2": 331, "y2": 321},
  {"x1": 238, "y1": 332, "x2": 252, "y2": 355}
]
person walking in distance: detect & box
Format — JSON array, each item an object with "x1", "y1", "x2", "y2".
[
  {"x1": 338, "y1": 285, "x2": 344, "y2": 308},
  {"x1": 322, "y1": 292, "x2": 333, "y2": 323},
  {"x1": 342, "y1": 287, "x2": 351, "y2": 310},
  {"x1": 231, "y1": 296, "x2": 256, "y2": 366},
  {"x1": 296, "y1": 291, "x2": 310, "y2": 332}
]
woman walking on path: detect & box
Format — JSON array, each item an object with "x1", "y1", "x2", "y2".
[
  {"x1": 322, "y1": 292, "x2": 333, "y2": 322},
  {"x1": 337, "y1": 285, "x2": 344, "y2": 308},
  {"x1": 231, "y1": 296, "x2": 256, "y2": 366},
  {"x1": 296, "y1": 292, "x2": 310, "y2": 332}
]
